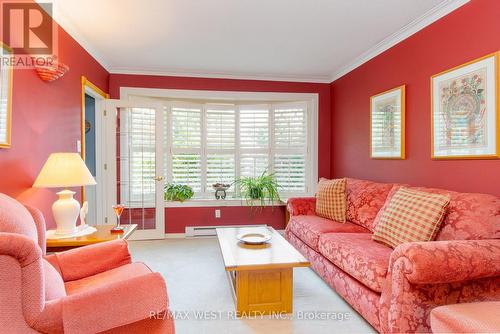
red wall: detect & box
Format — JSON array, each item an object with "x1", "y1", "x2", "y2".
[
  {"x1": 0, "y1": 2, "x2": 109, "y2": 228},
  {"x1": 330, "y1": 0, "x2": 500, "y2": 197},
  {"x1": 166, "y1": 206, "x2": 285, "y2": 233},
  {"x1": 110, "y1": 74, "x2": 330, "y2": 232}
]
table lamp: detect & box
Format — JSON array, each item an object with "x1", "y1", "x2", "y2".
[{"x1": 33, "y1": 153, "x2": 96, "y2": 236}]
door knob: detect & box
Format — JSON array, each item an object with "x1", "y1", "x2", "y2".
[{"x1": 154, "y1": 176, "x2": 164, "y2": 181}]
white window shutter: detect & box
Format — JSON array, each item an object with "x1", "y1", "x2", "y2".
[
  {"x1": 273, "y1": 102, "x2": 308, "y2": 194},
  {"x1": 170, "y1": 104, "x2": 203, "y2": 192}
]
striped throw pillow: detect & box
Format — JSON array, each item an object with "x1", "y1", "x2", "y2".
[
  {"x1": 372, "y1": 187, "x2": 450, "y2": 248},
  {"x1": 315, "y1": 178, "x2": 347, "y2": 223}
]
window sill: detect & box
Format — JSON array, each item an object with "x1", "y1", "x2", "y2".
[{"x1": 164, "y1": 198, "x2": 286, "y2": 208}]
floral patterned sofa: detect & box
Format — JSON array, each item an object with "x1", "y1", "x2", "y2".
[{"x1": 285, "y1": 178, "x2": 500, "y2": 333}]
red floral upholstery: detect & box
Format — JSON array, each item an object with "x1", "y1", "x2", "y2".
[
  {"x1": 286, "y1": 215, "x2": 369, "y2": 251},
  {"x1": 318, "y1": 233, "x2": 392, "y2": 292},
  {"x1": 286, "y1": 231, "x2": 382, "y2": 330},
  {"x1": 374, "y1": 186, "x2": 500, "y2": 240},
  {"x1": 346, "y1": 178, "x2": 395, "y2": 231},
  {"x1": 286, "y1": 197, "x2": 316, "y2": 216},
  {"x1": 379, "y1": 239, "x2": 500, "y2": 333},
  {"x1": 286, "y1": 178, "x2": 500, "y2": 333}
]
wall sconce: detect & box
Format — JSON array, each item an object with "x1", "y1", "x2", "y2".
[{"x1": 35, "y1": 58, "x2": 69, "y2": 82}]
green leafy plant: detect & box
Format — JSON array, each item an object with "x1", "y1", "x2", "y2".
[
  {"x1": 164, "y1": 183, "x2": 194, "y2": 202},
  {"x1": 234, "y1": 171, "x2": 281, "y2": 207}
]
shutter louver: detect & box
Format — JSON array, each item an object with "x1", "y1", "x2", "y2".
[
  {"x1": 206, "y1": 154, "x2": 235, "y2": 189},
  {"x1": 239, "y1": 105, "x2": 270, "y2": 180},
  {"x1": 273, "y1": 103, "x2": 308, "y2": 193},
  {"x1": 170, "y1": 104, "x2": 202, "y2": 192},
  {"x1": 120, "y1": 107, "x2": 156, "y2": 206},
  {"x1": 239, "y1": 106, "x2": 269, "y2": 149},
  {"x1": 206, "y1": 106, "x2": 236, "y2": 149},
  {"x1": 240, "y1": 153, "x2": 268, "y2": 178}
]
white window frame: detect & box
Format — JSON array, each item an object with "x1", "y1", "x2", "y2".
[{"x1": 121, "y1": 87, "x2": 319, "y2": 199}]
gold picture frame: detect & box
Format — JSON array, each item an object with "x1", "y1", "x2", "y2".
[
  {"x1": 0, "y1": 43, "x2": 13, "y2": 148},
  {"x1": 431, "y1": 52, "x2": 500, "y2": 159},
  {"x1": 370, "y1": 85, "x2": 406, "y2": 159}
]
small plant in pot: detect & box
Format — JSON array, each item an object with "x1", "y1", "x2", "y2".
[
  {"x1": 164, "y1": 183, "x2": 194, "y2": 202},
  {"x1": 234, "y1": 171, "x2": 281, "y2": 207}
]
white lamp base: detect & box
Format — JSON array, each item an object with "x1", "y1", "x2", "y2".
[{"x1": 52, "y1": 190, "x2": 80, "y2": 236}]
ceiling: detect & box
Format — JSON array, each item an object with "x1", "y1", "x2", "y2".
[{"x1": 52, "y1": 0, "x2": 469, "y2": 82}]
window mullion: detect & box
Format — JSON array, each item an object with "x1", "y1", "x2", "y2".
[
  {"x1": 165, "y1": 103, "x2": 173, "y2": 183},
  {"x1": 200, "y1": 104, "x2": 208, "y2": 197},
  {"x1": 235, "y1": 105, "x2": 241, "y2": 198},
  {"x1": 268, "y1": 103, "x2": 275, "y2": 174}
]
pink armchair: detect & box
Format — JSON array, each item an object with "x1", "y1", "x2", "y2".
[{"x1": 0, "y1": 193, "x2": 175, "y2": 334}]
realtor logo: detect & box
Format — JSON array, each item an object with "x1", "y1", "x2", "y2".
[
  {"x1": 2, "y1": 1, "x2": 54, "y2": 54},
  {"x1": 1, "y1": 0, "x2": 58, "y2": 68}
]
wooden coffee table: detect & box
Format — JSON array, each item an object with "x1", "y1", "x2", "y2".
[
  {"x1": 46, "y1": 224, "x2": 137, "y2": 252},
  {"x1": 216, "y1": 226, "x2": 309, "y2": 316}
]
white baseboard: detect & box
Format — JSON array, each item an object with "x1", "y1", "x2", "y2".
[{"x1": 164, "y1": 233, "x2": 185, "y2": 238}]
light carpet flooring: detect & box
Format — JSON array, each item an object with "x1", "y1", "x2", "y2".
[{"x1": 129, "y1": 238, "x2": 375, "y2": 334}]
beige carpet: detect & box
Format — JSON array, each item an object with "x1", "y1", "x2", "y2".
[{"x1": 128, "y1": 238, "x2": 375, "y2": 334}]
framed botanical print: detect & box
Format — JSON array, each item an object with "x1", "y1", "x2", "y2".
[
  {"x1": 370, "y1": 85, "x2": 405, "y2": 159},
  {"x1": 0, "y1": 43, "x2": 13, "y2": 148},
  {"x1": 431, "y1": 52, "x2": 499, "y2": 159}
]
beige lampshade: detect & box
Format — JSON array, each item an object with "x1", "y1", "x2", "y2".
[{"x1": 33, "y1": 153, "x2": 96, "y2": 188}]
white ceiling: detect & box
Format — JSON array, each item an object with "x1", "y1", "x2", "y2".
[{"x1": 52, "y1": 0, "x2": 469, "y2": 82}]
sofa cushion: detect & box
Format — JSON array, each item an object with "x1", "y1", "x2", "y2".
[
  {"x1": 288, "y1": 215, "x2": 369, "y2": 251},
  {"x1": 65, "y1": 262, "x2": 152, "y2": 295},
  {"x1": 318, "y1": 233, "x2": 392, "y2": 292},
  {"x1": 372, "y1": 187, "x2": 450, "y2": 248},
  {"x1": 316, "y1": 178, "x2": 347, "y2": 222},
  {"x1": 346, "y1": 178, "x2": 395, "y2": 231},
  {"x1": 374, "y1": 186, "x2": 500, "y2": 240}
]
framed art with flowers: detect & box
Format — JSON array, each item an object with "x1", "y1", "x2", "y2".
[
  {"x1": 370, "y1": 85, "x2": 405, "y2": 159},
  {"x1": 431, "y1": 52, "x2": 499, "y2": 159}
]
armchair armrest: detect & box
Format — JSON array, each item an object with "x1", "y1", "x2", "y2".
[
  {"x1": 0, "y1": 233, "x2": 41, "y2": 267},
  {"x1": 45, "y1": 239, "x2": 132, "y2": 281},
  {"x1": 61, "y1": 272, "x2": 167, "y2": 334},
  {"x1": 391, "y1": 239, "x2": 500, "y2": 284},
  {"x1": 287, "y1": 197, "x2": 316, "y2": 216}
]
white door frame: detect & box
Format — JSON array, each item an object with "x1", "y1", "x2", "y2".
[
  {"x1": 104, "y1": 99, "x2": 165, "y2": 240},
  {"x1": 82, "y1": 80, "x2": 107, "y2": 226}
]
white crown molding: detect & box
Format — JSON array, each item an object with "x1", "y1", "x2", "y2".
[
  {"x1": 329, "y1": 0, "x2": 471, "y2": 82},
  {"x1": 38, "y1": 0, "x2": 111, "y2": 70},
  {"x1": 43, "y1": 0, "x2": 469, "y2": 84},
  {"x1": 109, "y1": 67, "x2": 331, "y2": 83}
]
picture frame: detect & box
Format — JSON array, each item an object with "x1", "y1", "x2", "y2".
[
  {"x1": 0, "y1": 43, "x2": 13, "y2": 148},
  {"x1": 370, "y1": 85, "x2": 405, "y2": 159},
  {"x1": 431, "y1": 52, "x2": 499, "y2": 159}
]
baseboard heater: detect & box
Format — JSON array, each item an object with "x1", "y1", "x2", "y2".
[{"x1": 185, "y1": 224, "x2": 267, "y2": 237}]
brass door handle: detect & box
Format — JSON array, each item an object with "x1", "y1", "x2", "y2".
[{"x1": 154, "y1": 176, "x2": 164, "y2": 181}]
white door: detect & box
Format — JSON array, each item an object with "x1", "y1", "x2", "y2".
[{"x1": 104, "y1": 99, "x2": 165, "y2": 240}]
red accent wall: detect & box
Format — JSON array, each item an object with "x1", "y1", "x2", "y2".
[
  {"x1": 166, "y1": 206, "x2": 285, "y2": 233},
  {"x1": 109, "y1": 74, "x2": 330, "y2": 232},
  {"x1": 330, "y1": 0, "x2": 500, "y2": 197},
  {"x1": 0, "y1": 2, "x2": 109, "y2": 228}
]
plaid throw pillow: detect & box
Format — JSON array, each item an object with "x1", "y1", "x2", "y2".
[
  {"x1": 372, "y1": 187, "x2": 450, "y2": 248},
  {"x1": 316, "y1": 178, "x2": 347, "y2": 223}
]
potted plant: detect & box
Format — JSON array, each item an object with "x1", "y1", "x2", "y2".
[
  {"x1": 164, "y1": 183, "x2": 194, "y2": 202},
  {"x1": 234, "y1": 171, "x2": 281, "y2": 207}
]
